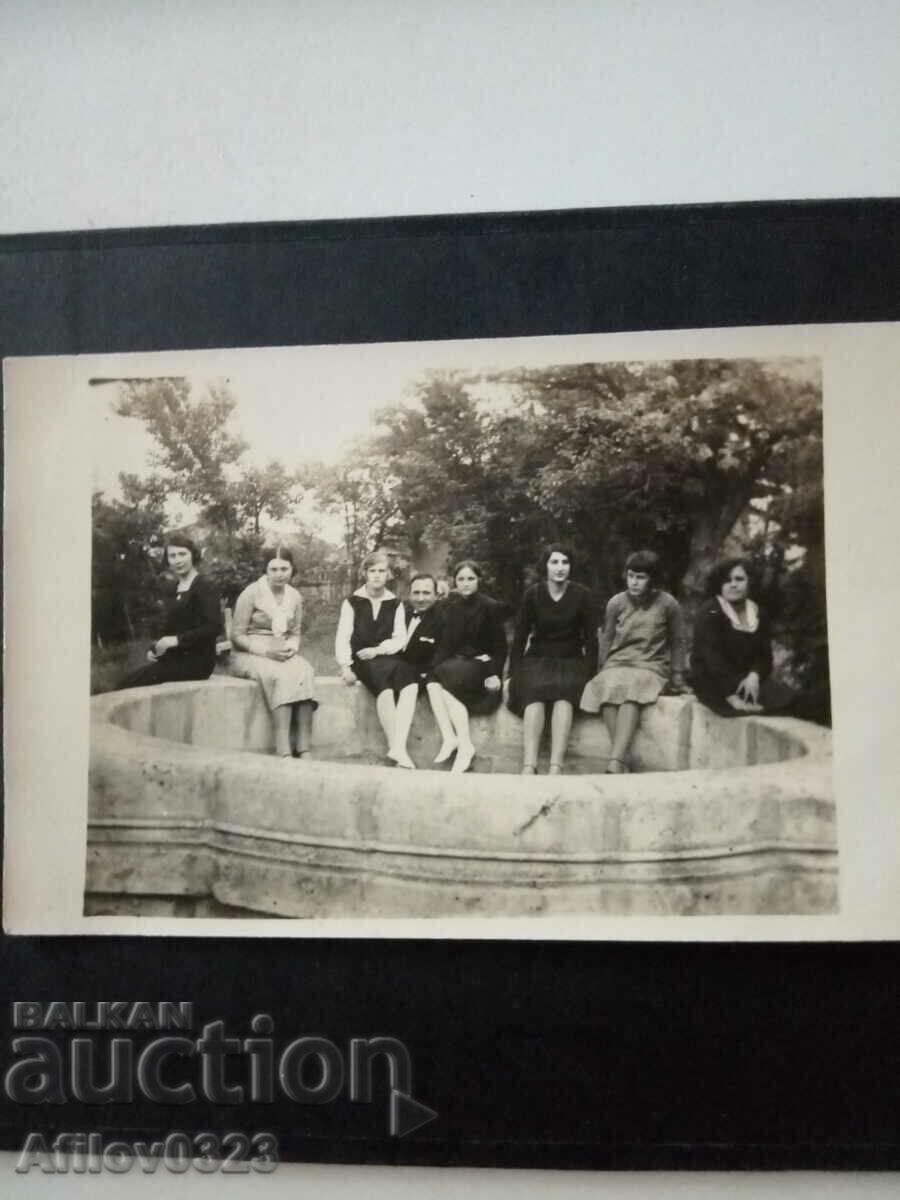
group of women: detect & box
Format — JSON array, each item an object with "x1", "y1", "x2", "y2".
[
  {"x1": 116, "y1": 535, "x2": 319, "y2": 758},
  {"x1": 335, "y1": 553, "x2": 508, "y2": 773},
  {"x1": 118, "y1": 536, "x2": 795, "y2": 774}
]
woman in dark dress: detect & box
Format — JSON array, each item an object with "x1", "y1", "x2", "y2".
[
  {"x1": 428, "y1": 561, "x2": 508, "y2": 774},
  {"x1": 691, "y1": 557, "x2": 795, "y2": 717},
  {"x1": 507, "y1": 544, "x2": 598, "y2": 775},
  {"x1": 116, "y1": 534, "x2": 222, "y2": 689}
]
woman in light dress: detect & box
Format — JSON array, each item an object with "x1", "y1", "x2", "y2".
[
  {"x1": 228, "y1": 546, "x2": 318, "y2": 758},
  {"x1": 580, "y1": 550, "x2": 687, "y2": 774}
]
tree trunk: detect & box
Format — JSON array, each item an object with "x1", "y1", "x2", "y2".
[
  {"x1": 681, "y1": 494, "x2": 754, "y2": 599},
  {"x1": 122, "y1": 599, "x2": 136, "y2": 642}
]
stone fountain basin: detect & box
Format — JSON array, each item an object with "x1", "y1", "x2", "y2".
[{"x1": 87, "y1": 677, "x2": 836, "y2": 918}]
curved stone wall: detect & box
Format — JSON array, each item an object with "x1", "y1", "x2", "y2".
[{"x1": 87, "y1": 678, "x2": 837, "y2": 917}]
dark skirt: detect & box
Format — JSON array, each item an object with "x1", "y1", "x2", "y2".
[
  {"x1": 430, "y1": 655, "x2": 502, "y2": 714},
  {"x1": 694, "y1": 676, "x2": 796, "y2": 718},
  {"x1": 352, "y1": 654, "x2": 418, "y2": 697},
  {"x1": 116, "y1": 650, "x2": 215, "y2": 690},
  {"x1": 507, "y1": 655, "x2": 589, "y2": 717}
]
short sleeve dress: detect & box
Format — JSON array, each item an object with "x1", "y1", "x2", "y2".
[
  {"x1": 690, "y1": 596, "x2": 795, "y2": 717},
  {"x1": 228, "y1": 578, "x2": 318, "y2": 711},
  {"x1": 580, "y1": 589, "x2": 686, "y2": 710},
  {"x1": 116, "y1": 573, "x2": 222, "y2": 690},
  {"x1": 428, "y1": 592, "x2": 508, "y2": 714},
  {"x1": 507, "y1": 582, "x2": 598, "y2": 716}
]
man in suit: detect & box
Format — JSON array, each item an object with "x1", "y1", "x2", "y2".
[
  {"x1": 393, "y1": 573, "x2": 458, "y2": 765},
  {"x1": 402, "y1": 573, "x2": 443, "y2": 677}
]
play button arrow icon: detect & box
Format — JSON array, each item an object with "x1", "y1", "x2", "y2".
[{"x1": 390, "y1": 1089, "x2": 439, "y2": 1138}]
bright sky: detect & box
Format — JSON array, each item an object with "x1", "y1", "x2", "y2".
[
  {"x1": 90, "y1": 351, "x2": 424, "y2": 488},
  {"x1": 86, "y1": 340, "x2": 519, "y2": 540}
]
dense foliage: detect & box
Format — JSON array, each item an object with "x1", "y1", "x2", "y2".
[{"x1": 93, "y1": 360, "x2": 829, "y2": 719}]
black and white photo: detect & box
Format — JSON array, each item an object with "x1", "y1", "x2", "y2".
[{"x1": 9, "y1": 318, "x2": 892, "y2": 937}]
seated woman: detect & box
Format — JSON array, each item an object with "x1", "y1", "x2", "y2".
[
  {"x1": 227, "y1": 546, "x2": 318, "y2": 759},
  {"x1": 428, "y1": 561, "x2": 508, "y2": 774},
  {"x1": 116, "y1": 534, "x2": 222, "y2": 690},
  {"x1": 507, "y1": 544, "x2": 598, "y2": 775},
  {"x1": 334, "y1": 551, "x2": 419, "y2": 769},
  {"x1": 580, "y1": 549, "x2": 687, "y2": 773},
  {"x1": 691, "y1": 557, "x2": 795, "y2": 717}
]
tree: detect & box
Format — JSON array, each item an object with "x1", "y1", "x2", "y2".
[
  {"x1": 95, "y1": 377, "x2": 307, "y2": 646},
  {"x1": 365, "y1": 372, "x2": 555, "y2": 595},
  {"x1": 91, "y1": 481, "x2": 167, "y2": 644},
  {"x1": 336, "y1": 359, "x2": 823, "y2": 615},
  {"x1": 115, "y1": 379, "x2": 247, "y2": 533},
  {"x1": 233, "y1": 461, "x2": 302, "y2": 535},
  {"x1": 303, "y1": 449, "x2": 402, "y2": 582},
  {"x1": 498, "y1": 357, "x2": 823, "y2": 597},
  {"x1": 114, "y1": 378, "x2": 302, "y2": 541}
]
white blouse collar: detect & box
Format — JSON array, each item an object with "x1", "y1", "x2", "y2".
[{"x1": 716, "y1": 594, "x2": 759, "y2": 633}]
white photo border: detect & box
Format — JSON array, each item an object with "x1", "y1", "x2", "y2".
[{"x1": 4, "y1": 321, "x2": 899, "y2": 938}]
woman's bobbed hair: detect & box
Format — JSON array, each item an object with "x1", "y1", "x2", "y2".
[
  {"x1": 706, "y1": 556, "x2": 756, "y2": 599},
  {"x1": 262, "y1": 544, "x2": 296, "y2": 573},
  {"x1": 165, "y1": 533, "x2": 202, "y2": 565},
  {"x1": 624, "y1": 549, "x2": 662, "y2": 586},
  {"x1": 452, "y1": 559, "x2": 483, "y2": 583},
  {"x1": 538, "y1": 543, "x2": 577, "y2": 578},
  {"x1": 360, "y1": 550, "x2": 391, "y2": 579}
]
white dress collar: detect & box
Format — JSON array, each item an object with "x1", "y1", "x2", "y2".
[
  {"x1": 716, "y1": 594, "x2": 759, "y2": 633},
  {"x1": 255, "y1": 576, "x2": 299, "y2": 637},
  {"x1": 354, "y1": 586, "x2": 396, "y2": 600}
]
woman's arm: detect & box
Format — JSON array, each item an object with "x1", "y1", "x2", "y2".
[
  {"x1": 371, "y1": 602, "x2": 406, "y2": 656},
  {"x1": 665, "y1": 595, "x2": 687, "y2": 681},
  {"x1": 580, "y1": 588, "x2": 599, "y2": 678},
  {"x1": 486, "y1": 601, "x2": 509, "y2": 681},
  {"x1": 230, "y1": 585, "x2": 256, "y2": 653},
  {"x1": 690, "y1": 606, "x2": 741, "y2": 693},
  {"x1": 508, "y1": 590, "x2": 534, "y2": 673},
  {"x1": 595, "y1": 597, "x2": 620, "y2": 669},
  {"x1": 430, "y1": 602, "x2": 460, "y2": 670},
  {"x1": 283, "y1": 592, "x2": 302, "y2": 653},
  {"x1": 750, "y1": 609, "x2": 775, "y2": 680},
  {"x1": 173, "y1": 578, "x2": 222, "y2": 649},
  {"x1": 334, "y1": 600, "x2": 354, "y2": 668}
]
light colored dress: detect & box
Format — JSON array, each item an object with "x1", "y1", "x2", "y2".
[
  {"x1": 228, "y1": 577, "x2": 317, "y2": 710},
  {"x1": 580, "y1": 589, "x2": 685, "y2": 710}
]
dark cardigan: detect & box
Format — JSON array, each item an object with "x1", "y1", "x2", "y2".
[
  {"x1": 690, "y1": 598, "x2": 790, "y2": 716},
  {"x1": 431, "y1": 592, "x2": 508, "y2": 679},
  {"x1": 116, "y1": 574, "x2": 222, "y2": 689}
]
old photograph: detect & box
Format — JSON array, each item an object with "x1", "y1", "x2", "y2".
[{"x1": 69, "y1": 338, "x2": 835, "y2": 922}]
